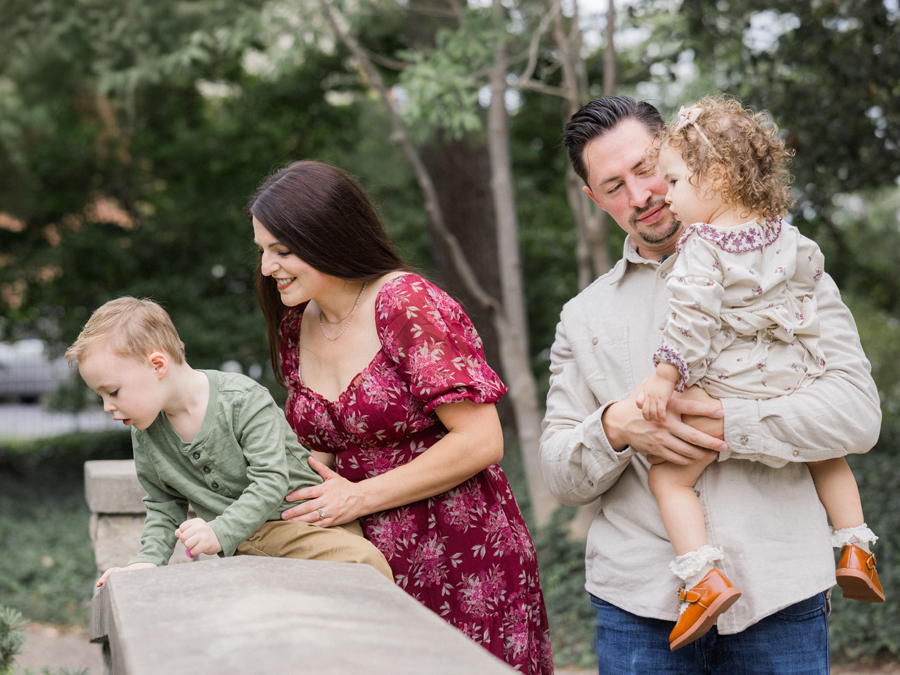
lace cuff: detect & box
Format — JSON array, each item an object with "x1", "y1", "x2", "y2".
[
  {"x1": 832, "y1": 524, "x2": 878, "y2": 548},
  {"x1": 654, "y1": 345, "x2": 690, "y2": 392}
]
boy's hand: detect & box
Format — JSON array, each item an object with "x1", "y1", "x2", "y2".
[
  {"x1": 175, "y1": 518, "x2": 222, "y2": 557},
  {"x1": 636, "y1": 375, "x2": 677, "y2": 423},
  {"x1": 96, "y1": 562, "x2": 157, "y2": 587}
]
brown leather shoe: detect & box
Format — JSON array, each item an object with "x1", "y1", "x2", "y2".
[
  {"x1": 669, "y1": 569, "x2": 742, "y2": 651},
  {"x1": 836, "y1": 544, "x2": 885, "y2": 602}
]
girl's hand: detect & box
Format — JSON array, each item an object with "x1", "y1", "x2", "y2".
[
  {"x1": 636, "y1": 375, "x2": 677, "y2": 422},
  {"x1": 282, "y1": 457, "x2": 364, "y2": 527},
  {"x1": 96, "y1": 562, "x2": 157, "y2": 587},
  {"x1": 175, "y1": 518, "x2": 222, "y2": 557}
]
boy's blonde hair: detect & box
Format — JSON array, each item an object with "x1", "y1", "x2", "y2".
[
  {"x1": 650, "y1": 96, "x2": 795, "y2": 221},
  {"x1": 65, "y1": 297, "x2": 186, "y2": 365}
]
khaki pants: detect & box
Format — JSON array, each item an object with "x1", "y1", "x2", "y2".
[{"x1": 235, "y1": 519, "x2": 393, "y2": 581}]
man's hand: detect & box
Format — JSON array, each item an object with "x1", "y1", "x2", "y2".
[
  {"x1": 96, "y1": 562, "x2": 157, "y2": 587},
  {"x1": 175, "y1": 518, "x2": 222, "y2": 557},
  {"x1": 604, "y1": 379, "x2": 726, "y2": 465},
  {"x1": 676, "y1": 385, "x2": 726, "y2": 440}
]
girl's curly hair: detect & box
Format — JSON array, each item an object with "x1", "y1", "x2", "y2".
[{"x1": 650, "y1": 96, "x2": 795, "y2": 221}]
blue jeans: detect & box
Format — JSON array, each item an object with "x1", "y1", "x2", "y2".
[{"x1": 591, "y1": 593, "x2": 829, "y2": 674}]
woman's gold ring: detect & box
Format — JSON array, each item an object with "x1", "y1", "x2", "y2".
[{"x1": 316, "y1": 508, "x2": 325, "y2": 521}]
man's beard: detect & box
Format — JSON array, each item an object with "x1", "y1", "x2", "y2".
[{"x1": 630, "y1": 198, "x2": 681, "y2": 244}]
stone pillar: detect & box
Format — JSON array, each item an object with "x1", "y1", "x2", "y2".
[{"x1": 84, "y1": 460, "x2": 208, "y2": 576}]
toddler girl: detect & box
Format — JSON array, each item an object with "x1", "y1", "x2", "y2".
[{"x1": 637, "y1": 97, "x2": 883, "y2": 651}]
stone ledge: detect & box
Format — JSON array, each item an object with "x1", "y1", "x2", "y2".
[
  {"x1": 85, "y1": 459, "x2": 212, "y2": 575},
  {"x1": 85, "y1": 460, "x2": 148, "y2": 514},
  {"x1": 91, "y1": 556, "x2": 515, "y2": 675}
]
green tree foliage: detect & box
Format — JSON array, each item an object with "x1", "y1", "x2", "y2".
[
  {"x1": 0, "y1": 0, "x2": 424, "y2": 386},
  {"x1": 642, "y1": 0, "x2": 900, "y2": 312}
]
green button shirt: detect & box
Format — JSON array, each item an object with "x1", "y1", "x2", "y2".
[{"x1": 128, "y1": 370, "x2": 321, "y2": 566}]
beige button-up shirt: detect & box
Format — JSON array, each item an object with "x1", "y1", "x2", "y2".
[{"x1": 540, "y1": 236, "x2": 881, "y2": 633}]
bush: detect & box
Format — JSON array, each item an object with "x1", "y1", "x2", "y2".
[
  {"x1": 0, "y1": 431, "x2": 131, "y2": 626},
  {"x1": 0, "y1": 605, "x2": 27, "y2": 675},
  {"x1": 500, "y1": 441, "x2": 595, "y2": 668},
  {"x1": 828, "y1": 422, "x2": 900, "y2": 659}
]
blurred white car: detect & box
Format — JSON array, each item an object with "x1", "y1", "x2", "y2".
[{"x1": 0, "y1": 339, "x2": 66, "y2": 403}]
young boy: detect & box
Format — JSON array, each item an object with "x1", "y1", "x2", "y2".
[{"x1": 66, "y1": 297, "x2": 392, "y2": 585}]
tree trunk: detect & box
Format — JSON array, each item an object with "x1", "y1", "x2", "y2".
[
  {"x1": 488, "y1": 0, "x2": 557, "y2": 526},
  {"x1": 553, "y1": 0, "x2": 611, "y2": 288},
  {"x1": 421, "y1": 137, "x2": 514, "y2": 430},
  {"x1": 568, "y1": 0, "x2": 618, "y2": 539},
  {"x1": 319, "y1": 0, "x2": 558, "y2": 525}
]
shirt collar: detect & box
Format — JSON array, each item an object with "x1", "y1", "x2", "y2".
[{"x1": 606, "y1": 236, "x2": 676, "y2": 285}]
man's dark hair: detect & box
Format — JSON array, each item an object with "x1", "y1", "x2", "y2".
[{"x1": 563, "y1": 96, "x2": 665, "y2": 183}]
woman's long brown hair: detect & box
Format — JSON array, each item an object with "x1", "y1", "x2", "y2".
[{"x1": 247, "y1": 161, "x2": 409, "y2": 387}]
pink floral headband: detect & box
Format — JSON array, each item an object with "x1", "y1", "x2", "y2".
[{"x1": 673, "y1": 105, "x2": 722, "y2": 159}]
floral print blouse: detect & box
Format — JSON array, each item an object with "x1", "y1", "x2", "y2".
[
  {"x1": 280, "y1": 273, "x2": 553, "y2": 674},
  {"x1": 655, "y1": 218, "x2": 827, "y2": 404}
]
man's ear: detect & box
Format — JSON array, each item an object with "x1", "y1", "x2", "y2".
[
  {"x1": 583, "y1": 185, "x2": 606, "y2": 212},
  {"x1": 148, "y1": 352, "x2": 169, "y2": 378}
]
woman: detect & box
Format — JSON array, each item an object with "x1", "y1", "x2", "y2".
[{"x1": 249, "y1": 160, "x2": 553, "y2": 674}]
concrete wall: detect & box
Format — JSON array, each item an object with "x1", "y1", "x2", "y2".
[{"x1": 85, "y1": 460, "x2": 516, "y2": 675}]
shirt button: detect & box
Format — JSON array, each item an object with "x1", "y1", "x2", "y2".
[
  {"x1": 661, "y1": 272, "x2": 668, "y2": 279},
  {"x1": 192, "y1": 452, "x2": 200, "y2": 460},
  {"x1": 792, "y1": 450, "x2": 800, "y2": 457},
  {"x1": 211, "y1": 482, "x2": 219, "y2": 489},
  {"x1": 588, "y1": 479, "x2": 595, "y2": 487},
  {"x1": 739, "y1": 436, "x2": 749, "y2": 445},
  {"x1": 659, "y1": 323, "x2": 665, "y2": 330},
  {"x1": 203, "y1": 466, "x2": 211, "y2": 473},
  {"x1": 592, "y1": 337, "x2": 598, "y2": 345}
]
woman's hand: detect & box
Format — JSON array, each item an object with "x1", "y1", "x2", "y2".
[
  {"x1": 282, "y1": 401, "x2": 503, "y2": 524},
  {"x1": 281, "y1": 457, "x2": 364, "y2": 527}
]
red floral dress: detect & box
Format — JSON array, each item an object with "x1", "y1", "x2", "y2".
[{"x1": 281, "y1": 274, "x2": 553, "y2": 674}]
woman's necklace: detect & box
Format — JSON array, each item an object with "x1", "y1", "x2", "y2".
[{"x1": 319, "y1": 282, "x2": 368, "y2": 342}]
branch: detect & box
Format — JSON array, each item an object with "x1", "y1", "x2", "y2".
[
  {"x1": 365, "y1": 49, "x2": 408, "y2": 71},
  {"x1": 515, "y1": 4, "x2": 560, "y2": 89},
  {"x1": 444, "y1": 0, "x2": 465, "y2": 25},
  {"x1": 406, "y1": 3, "x2": 459, "y2": 20},
  {"x1": 316, "y1": 0, "x2": 500, "y2": 316},
  {"x1": 516, "y1": 79, "x2": 568, "y2": 99}
]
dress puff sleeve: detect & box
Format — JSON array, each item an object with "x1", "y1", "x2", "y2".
[
  {"x1": 786, "y1": 226, "x2": 825, "y2": 296},
  {"x1": 376, "y1": 274, "x2": 508, "y2": 415},
  {"x1": 655, "y1": 232, "x2": 726, "y2": 391}
]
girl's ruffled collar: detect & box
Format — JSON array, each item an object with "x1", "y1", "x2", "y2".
[{"x1": 675, "y1": 218, "x2": 782, "y2": 255}]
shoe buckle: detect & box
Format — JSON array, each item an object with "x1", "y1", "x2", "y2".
[{"x1": 678, "y1": 588, "x2": 701, "y2": 603}]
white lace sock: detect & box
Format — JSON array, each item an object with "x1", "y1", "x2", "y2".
[
  {"x1": 832, "y1": 524, "x2": 878, "y2": 554},
  {"x1": 669, "y1": 545, "x2": 725, "y2": 615}
]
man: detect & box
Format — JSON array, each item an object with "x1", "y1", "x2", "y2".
[{"x1": 539, "y1": 96, "x2": 881, "y2": 673}]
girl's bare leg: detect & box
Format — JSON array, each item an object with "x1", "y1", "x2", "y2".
[
  {"x1": 649, "y1": 455, "x2": 718, "y2": 556},
  {"x1": 807, "y1": 457, "x2": 864, "y2": 529}
]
